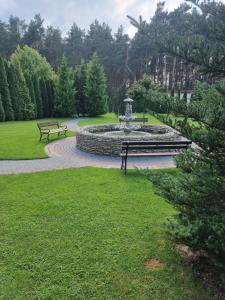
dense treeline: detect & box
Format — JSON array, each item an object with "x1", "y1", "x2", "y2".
[
  {"x1": 0, "y1": 3, "x2": 223, "y2": 122},
  {"x1": 0, "y1": 11, "x2": 211, "y2": 112},
  {"x1": 0, "y1": 46, "x2": 108, "y2": 121}
]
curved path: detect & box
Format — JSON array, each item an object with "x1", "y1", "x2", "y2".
[{"x1": 0, "y1": 119, "x2": 175, "y2": 175}]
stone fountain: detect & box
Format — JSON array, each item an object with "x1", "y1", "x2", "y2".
[
  {"x1": 76, "y1": 97, "x2": 189, "y2": 156},
  {"x1": 118, "y1": 97, "x2": 139, "y2": 133}
]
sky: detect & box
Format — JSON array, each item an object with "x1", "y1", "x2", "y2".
[{"x1": 0, "y1": 0, "x2": 209, "y2": 37}]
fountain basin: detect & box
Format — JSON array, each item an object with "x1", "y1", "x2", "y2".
[
  {"x1": 76, "y1": 124, "x2": 187, "y2": 156},
  {"x1": 103, "y1": 130, "x2": 150, "y2": 137}
]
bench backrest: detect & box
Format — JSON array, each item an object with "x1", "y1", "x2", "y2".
[
  {"x1": 37, "y1": 121, "x2": 60, "y2": 129},
  {"x1": 122, "y1": 140, "x2": 192, "y2": 151},
  {"x1": 130, "y1": 118, "x2": 148, "y2": 123}
]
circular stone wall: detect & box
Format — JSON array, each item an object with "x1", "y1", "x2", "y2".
[{"x1": 76, "y1": 124, "x2": 184, "y2": 156}]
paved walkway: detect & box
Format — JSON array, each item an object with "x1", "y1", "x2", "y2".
[{"x1": 0, "y1": 119, "x2": 176, "y2": 175}]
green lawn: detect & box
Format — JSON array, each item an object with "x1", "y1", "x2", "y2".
[
  {"x1": 0, "y1": 119, "x2": 74, "y2": 160},
  {"x1": 159, "y1": 114, "x2": 202, "y2": 127},
  {"x1": 79, "y1": 113, "x2": 163, "y2": 126},
  {"x1": 0, "y1": 168, "x2": 214, "y2": 300},
  {"x1": 0, "y1": 115, "x2": 161, "y2": 160}
]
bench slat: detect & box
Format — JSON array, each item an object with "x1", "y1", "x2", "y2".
[
  {"x1": 122, "y1": 144, "x2": 190, "y2": 151},
  {"x1": 129, "y1": 118, "x2": 148, "y2": 122},
  {"x1": 120, "y1": 152, "x2": 179, "y2": 157},
  {"x1": 121, "y1": 139, "x2": 192, "y2": 174},
  {"x1": 37, "y1": 121, "x2": 60, "y2": 128},
  {"x1": 122, "y1": 140, "x2": 192, "y2": 146},
  {"x1": 49, "y1": 128, "x2": 66, "y2": 133}
]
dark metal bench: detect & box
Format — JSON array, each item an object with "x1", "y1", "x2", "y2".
[
  {"x1": 120, "y1": 117, "x2": 148, "y2": 124},
  {"x1": 120, "y1": 140, "x2": 192, "y2": 174},
  {"x1": 37, "y1": 121, "x2": 68, "y2": 142},
  {"x1": 131, "y1": 117, "x2": 148, "y2": 123}
]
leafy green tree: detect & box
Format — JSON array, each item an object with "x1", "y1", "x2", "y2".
[
  {"x1": 25, "y1": 73, "x2": 37, "y2": 118},
  {"x1": 40, "y1": 78, "x2": 49, "y2": 117},
  {"x1": 190, "y1": 81, "x2": 209, "y2": 102},
  {"x1": 33, "y1": 75, "x2": 43, "y2": 119},
  {"x1": 10, "y1": 45, "x2": 55, "y2": 119},
  {"x1": 85, "y1": 54, "x2": 108, "y2": 116},
  {"x1": 10, "y1": 55, "x2": 34, "y2": 120},
  {"x1": 74, "y1": 60, "x2": 87, "y2": 116},
  {"x1": 128, "y1": 75, "x2": 156, "y2": 112},
  {"x1": 6, "y1": 62, "x2": 24, "y2": 120},
  {"x1": 13, "y1": 45, "x2": 54, "y2": 80},
  {"x1": 0, "y1": 55, "x2": 14, "y2": 120},
  {"x1": 54, "y1": 56, "x2": 75, "y2": 117},
  {"x1": 128, "y1": 75, "x2": 172, "y2": 113},
  {"x1": 0, "y1": 94, "x2": 5, "y2": 121},
  {"x1": 46, "y1": 79, "x2": 55, "y2": 117}
]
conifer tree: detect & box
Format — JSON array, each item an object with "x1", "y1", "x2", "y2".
[
  {"x1": 33, "y1": 75, "x2": 43, "y2": 119},
  {"x1": 46, "y1": 79, "x2": 55, "y2": 117},
  {"x1": 0, "y1": 55, "x2": 14, "y2": 120},
  {"x1": 54, "y1": 56, "x2": 75, "y2": 117},
  {"x1": 25, "y1": 73, "x2": 37, "y2": 118},
  {"x1": 131, "y1": 0, "x2": 225, "y2": 267},
  {"x1": 44, "y1": 26, "x2": 63, "y2": 69},
  {"x1": 40, "y1": 78, "x2": 49, "y2": 117},
  {"x1": 74, "y1": 59, "x2": 87, "y2": 116},
  {"x1": 6, "y1": 62, "x2": 24, "y2": 120},
  {"x1": 10, "y1": 55, "x2": 34, "y2": 120},
  {"x1": 65, "y1": 23, "x2": 84, "y2": 67},
  {"x1": 0, "y1": 94, "x2": 5, "y2": 122},
  {"x1": 85, "y1": 54, "x2": 108, "y2": 116}
]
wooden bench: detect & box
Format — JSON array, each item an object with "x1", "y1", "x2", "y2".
[
  {"x1": 120, "y1": 117, "x2": 148, "y2": 124},
  {"x1": 120, "y1": 140, "x2": 192, "y2": 174},
  {"x1": 37, "y1": 121, "x2": 68, "y2": 142}
]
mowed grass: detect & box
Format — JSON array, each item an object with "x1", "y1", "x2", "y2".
[
  {"x1": 159, "y1": 114, "x2": 202, "y2": 127},
  {"x1": 79, "y1": 113, "x2": 163, "y2": 126},
  {"x1": 0, "y1": 119, "x2": 74, "y2": 160},
  {"x1": 0, "y1": 114, "x2": 161, "y2": 160},
  {"x1": 0, "y1": 168, "x2": 214, "y2": 300}
]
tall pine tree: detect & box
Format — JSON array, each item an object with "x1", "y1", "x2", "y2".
[
  {"x1": 10, "y1": 55, "x2": 34, "y2": 120},
  {"x1": 85, "y1": 53, "x2": 108, "y2": 116},
  {"x1": 0, "y1": 94, "x2": 5, "y2": 122},
  {"x1": 33, "y1": 75, "x2": 43, "y2": 119},
  {"x1": 65, "y1": 23, "x2": 84, "y2": 67},
  {"x1": 6, "y1": 62, "x2": 24, "y2": 120},
  {"x1": 0, "y1": 55, "x2": 14, "y2": 120},
  {"x1": 54, "y1": 56, "x2": 75, "y2": 117},
  {"x1": 74, "y1": 59, "x2": 87, "y2": 116},
  {"x1": 25, "y1": 73, "x2": 37, "y2": 118},
  {"x1": 44, "y1": 26, "x2": 63, "y2": 69},
  {"x1": 46, "y1": 79, "x2": 55, "y2": 117},
  {"x1": 40, "y1": 78, "x2": 49, "y2": 117},
  {"x1": 131, "y1": 0, "x2": 225, "y2": 267}
]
